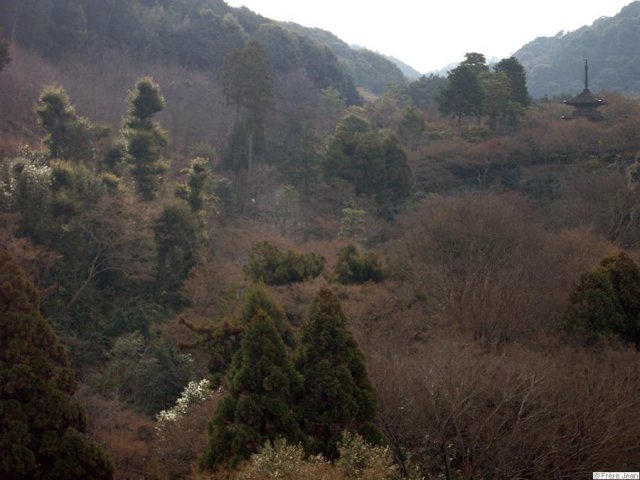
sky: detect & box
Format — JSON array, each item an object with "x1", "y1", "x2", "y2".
[{"x1": 224, "y1": 0, "x2": 633, "y2": 73}]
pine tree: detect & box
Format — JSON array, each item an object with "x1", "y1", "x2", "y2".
[
  {"x1": 203, "y1": 310, "x2": 304, "y2": 469},
  {"x1": 296, "y1": 288, "x2": 383, "y2": 458},
  {"x1": 0, "y1": 251, "x2": 114, "y2": 479},
  {"x1": 124, "y1": 76, "x2": 168, "y2": 201}
]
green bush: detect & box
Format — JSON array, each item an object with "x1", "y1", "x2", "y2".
[{"x1": 244, "y1": 241, "x2": 325, "y2": 285}]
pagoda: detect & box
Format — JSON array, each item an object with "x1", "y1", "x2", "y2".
[{"x1": 563, "y1": 60, "x2": 606, "y2": 121}]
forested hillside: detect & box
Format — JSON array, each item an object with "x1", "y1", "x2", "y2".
[
  {"x1": 515, "y1": 1, "x2": 640, "y2": 97},
  {"x1": 2, "y1": 1, "x2": 640, "y2": 479}
]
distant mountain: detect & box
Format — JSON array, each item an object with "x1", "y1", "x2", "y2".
[
  {"x1": 382, "y1": 54, "x2": 422, "y2": 81},
  {"x1": 283, "y1": 24, "x2": 408, "y2": 94},
  {"x1": 514, "y1": 1, "x2": 640, "y2": 98}
]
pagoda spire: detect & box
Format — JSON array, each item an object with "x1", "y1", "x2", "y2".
[{"x1": 584, "y1": 59, "x2": 589, "y2": 90}]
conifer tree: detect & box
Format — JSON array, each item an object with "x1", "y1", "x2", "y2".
[
  {"x1": 124, "y1": 76, "x2": 168, "y2": 201},
  {"x1": 203, "y1": 310, "x2": 304, "y2": 469},
  {"x1": 296, "y1": 288, "x2": 382, "y2": 457},
  {"x1": 35, "y1": 86, "x2": 94, "y2": 163},
  {"x1": 0, "y1": 251, "x2": 114, "y2": 479}
]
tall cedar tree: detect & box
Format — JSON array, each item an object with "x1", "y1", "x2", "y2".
[
  {"x1": 124, "y1": 76, "x2": 168, "y2": 201},
  {"x1": 221, "y1": 40, "x2": 274, "y2": 174},
  {"x1": 296, "y1": 288, "x2": 382, "y2": 457},
  {"x1": 181, "y1": 284, "x2": 294, "y2": 386},
  {"x1": 0, "y1": 251, "x2": 114, "y2": 479},
  {"x1": 203, "y1": 310, "x2": 304, "y2": 469},
  {"x1": 563, "y1": 252, "x2": 640, "y2": 349}
]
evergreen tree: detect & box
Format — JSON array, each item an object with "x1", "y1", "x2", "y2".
[
  {"x1": 0, "y1": 251, "x2": 114, "y2": 479},
  {"x1": 296, "y1": 288, "x2": 382, "y2": 458},
  {"x1": 34, "y1": 86, "x2": 94, "y2": 163},
  {"x1": 175, "y1": 157, "x2": 209, "y2": 212},
  {"x1": 438, "y1": 65, "x2": 484, "y2": 131},
  {"x1": 221, "y1": 40, "x2": 274, "y2": 174},
  {"x1": 124, "y1": 76, "x2": 168, "y2": 201},
  {"x1": 203, "y1": 310, "x2": 304, "y2": 469},
  {"x1": 153, "y1": 200, "x2": 204, "y2": 307},
  {"x1": 494, "y1": 56, "x2": 531, "y2": 108},
  {"x1": 460, "y1": 52, "x2": 489, "y2": 76}
]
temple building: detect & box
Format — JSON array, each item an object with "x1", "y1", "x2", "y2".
[{"x1": 563, "y1": 60, "x2": 606, "y2": 121}]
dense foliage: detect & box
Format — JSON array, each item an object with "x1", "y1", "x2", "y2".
[
  {"x1": 0, "y1": 251, "x2": 114, "y2": 479},
  {"x1": 296, "y1": 288, "x2": 383, "y2": 457},
  {"x1": 202, "y1": 310, "x2": 304, "y2": 469},
  {"x1": 243, "y1": 241, "x2": 325, "y2": 285},
  {"x1": 563, "y1": 252, "x2": 640, "y2": 349},
  {"x1": 335, "y1": 244, "x2": 386, "y2": 284}
]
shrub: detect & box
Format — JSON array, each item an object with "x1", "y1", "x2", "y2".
[{"x1": 244, "y1": 241, "x2": 325, "y2": 285}]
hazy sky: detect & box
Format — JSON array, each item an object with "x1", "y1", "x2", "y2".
[{"x1": 225, "y1": 0, "x2": 632, "y2": 73}]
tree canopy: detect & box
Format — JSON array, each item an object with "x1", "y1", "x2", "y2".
[{"x1": 203, "y1": 310, "x2": 304, "y2": 469}]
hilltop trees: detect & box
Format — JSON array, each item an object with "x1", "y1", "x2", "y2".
[
  {"x1": 0, "y1": 251, "x2": 114, "y2": 479},
  {"x1": 123, "y1": 76, "x2": 168, "y2": 201},
  {"x1": 438, "y1": 53, "x2": 530, "y2": 131}
]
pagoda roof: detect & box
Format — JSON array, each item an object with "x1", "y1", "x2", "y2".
[{"x1": 564, "y1": 88, "x2": 605, "y2": 107}]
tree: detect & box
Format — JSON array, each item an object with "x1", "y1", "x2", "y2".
[
  {"x1": 325, "y1": 114, "x2": 412, "y2": 213},
  {"x1": 407, "y1": 74, "x2": 448, "y2": 110},
  {"x1": 460, "y1": 52, "x2": 489, "y2": 77},
  {"x1": 154, "y1": 201, "x2": 204, "y2": 306},
  {"x1": 34, "y1": 86, "x2": 94, "y2": 163},
  {"x1": 563, "y1": 252, "x2": 640, "y2": 349},
  {"x1": 335, "y1": 244, "x2": 385, "y2": 285},
  {"x1": 494, "y1": 57, "x2": 530, "y2": 108},
  {"x1": 221, "y1": 40, "x2": 274, "y2": 174},
  {"x1": 175, "y1": 157, "x2": 210, "y2": 212},
  {"x1": 296, "y1": 288, "x2": 382, "y2": 458},
  {"x1": 480, "y1": 71, "x2": 512, "y2": 131},
  {"x1": 181, "y1": 283, "x2": 294, "y2": 386},
  {"x1": 243, "y1": 241, "x2": 325, "y2": 285},
  {"x1": 124, "y1": 76, "x2": 168, "y2": 201},
  {"x1": 203, "y1": 310, "x2": 304, "y2": 469},
  {"x1": 0, "y1": 251, "x2": 114, "y2": 479},
  {"x1": 438, "y1": 65, "x2": 484, "y2": 131}
]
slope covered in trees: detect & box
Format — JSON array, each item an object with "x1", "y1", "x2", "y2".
[
  {"x1": 3, "y1": 1, "x2": 640, "y2": 478},
  {"x1": 515, "y1": 1, "x2": 640, "y2": 97}
]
